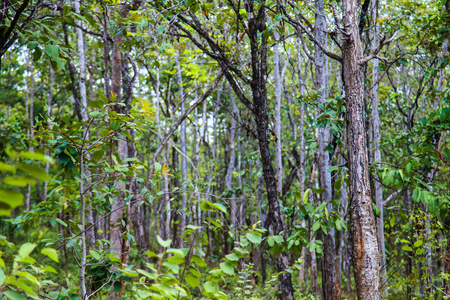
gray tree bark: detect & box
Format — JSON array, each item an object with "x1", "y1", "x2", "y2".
[
  {"x1": 342, "y1": 0, "x2": 381, "y2": 298},
  {"x1": 273, "y1": 30, "x2": 283, "y2": 194},
  {"x1": 314, "y1": 0, "x2": 340, "y2": 297},
  {"x1": 175, "y1": 50, "x2": 187, "y2": 246},
  {"x1": 370, "y1": 0, "x2": 387, "y2": 297}
]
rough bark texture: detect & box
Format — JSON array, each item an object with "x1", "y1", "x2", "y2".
[
  {"x1": 243, "y1": 1, "x2": 295, "y2": 298},
  {"x1": 342, "y1": 0, "x2": 381, "y2": 298},
  {"x1": 314, "y1": 0, "x2": 341, "y2": 298}
]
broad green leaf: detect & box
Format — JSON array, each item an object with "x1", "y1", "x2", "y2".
[
  {"x1": 0, "y1": 189, "x2": 23, "y2": 216},
  {"x1": 45, "y1": 44, "x2": 59, "y2": 59},
  {"x1": 185, "y1": 274, "x2": 200, "y2": 287},
  {"x1": 154, "y1": 162, "x2": 162, "y2": 172},
  {"x1": 20, "y1": 152, "x2": 54, "y2": 163},
  {"x1": 191, "y1": 255, "x2": 206, "y2": 267},
  {"x1": 3, "y1": 176, "x2": 36, "y2": 187},
  {"x1": 4, "y1": 290, "x2": 27, "y2": 300},
  {"x1": 156, "y1": 235, "x2": 171, "y2": 248},
  {"x1": 209, "y1": 268, "x2": 223, "y2": 277},
  {"x1": 416, "y1": 248, "x2": 425, "y2": 255},
  {"x1": 167, "y1": 248, "x2": 185, "y2": 257},
  {"x1": 90, "y1": 249, "x2": 100, "y2": 260},
  {"x1": 220, "y1": 262, "x2": 234, "y2": 275},
  {"x1": 18, "y1": 242, "x2": 37, "y2": 258},
  {"x1": 17, "y1": 163, "x2": 50, "y2": 181},
  {"x1": 211, "y1": 202, "x2": 227, "y2": 214},
  {"x1": 41, "y1": 248, "x2": 59, "y2": 262},
  {"x1": 203, "y1": 281, "x2": 219, "y2": 294},
  {"x1": 246, "y1": 232, "x2": 262, "y2": 245},
  {"x1": 428, "y1": 196, "x2": 439, "y2": 218},
  {"x1": 402, "y1": 246, "x2": 413, "y2": 252},
  {"x1": 189, "y1": 266, "x2": 201, "y2": 277},
  {"x1": 0, "y1": 162, "x2": 16, "y2": 173},
  {"x1": 225, "y1": 253, "x2": 240, "y2": 261},
  {"x1": 414, "y1": 240, "x2": 423, "y2": 248}
]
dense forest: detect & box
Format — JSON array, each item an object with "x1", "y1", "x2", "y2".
[{"x1": 0, "y1": 0, "x2": 449, "y2": 299}]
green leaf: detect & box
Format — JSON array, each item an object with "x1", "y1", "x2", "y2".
[
  {"x1": 0, "y1": 189, "x2": 24, "y2": 216},
  {"x1": 313, "y1": 188, "x2": 325, "y2": 194},
  {"x1": 302, "y1": 188, "x2": 311, "y2": 204},
  {"x1": 17, "y1": 163, "x2": 50, "y2": 181},
  {"x1": 220, "y1": 262, "x2": 234, "y2": 275},
  {"x1": 0, "y1": 267, "x2": 5, "y2": 285},
  {"x1": 0, "y1": 162, "x2": 16, "y2": 173},
  {"x1": 327, "y1": 166, "x2": 339, "y2": 173},
  {"x1": 211, "y1": 202, "x2": 227, "y2": 214},
  {"x1": 45, "y1": 44, "x2": 60, "y2": 59},
  {"x1": 154, "y1": 162, "x2": 162, "y2": 172},
  {"x1": 92, "y1": 150, "x2": 104, "y2": 162},
  {"x1": 414, "y1": 240, "x2": 423, "y2": 248},
  {"x1": 3, "y1": 176, "x2": 36, "y2": 187},
  {"x1": 20, "y1": 152, "x2": 54, "y2": 163},
  {"x1": 373, "y1": 203, "x2": 380, "y2": 218},
  {"x1": 402, "y1": 245, "x2": 413, "y2": 252},
  {"x1": 89, "y1": 111, "x2": 102, "y2": 117},
  {"x1": 4, "y1": 290, "x2": 27, "y2": 300},
  {"x1": 18, "y1": 242, "x2": 37, "y2": 258},
  {"x1": 110, "y1": 120, "x2": 121, "y2": 130},
  {"x1": 90, "y1": 249, "x2": 101, "y2": 260},
  {"x1": 189, "y1": 266, "x2": 201, "y2": 277},
  {"x1": 246, "y1": 232, "x2": 262, "y2": 245},
  {"x1": 156, "y1": 235, "x2": 171, "y2": 248},
  {"x1": 429, "y1": 196, "x2": 439, "y2": 218},
  {"x1": 225, "y1": 253, "x2": 240, "y2": 261},
  {"x1": 185, "y1": 274, "x2": 200, "y2": 287},
  {"x1": 41, "y1": 248, "x2": 59, "y2": 262},
  {"x1": 416, "y1": 248, "x2": 425, "y2": 255},
  {"x1": 191, "y1": 255, "x2": 206, "y2": 267},
  {"x1": 203, "y1": 281, "x2": 219, "y2": 294}
]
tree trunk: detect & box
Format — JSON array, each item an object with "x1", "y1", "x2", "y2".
[
  {"x1": 370, "y1": 0, "x2": 387, "y2": 297},
  {"x1": 342, "y1": 0, "x2": 380, "y2": 298},
  {"x1": 273, "y1": 30, "x2": 283, "y2": 193},
  {"x1": 244, "y1": 1, "x2": 295, "y2": 298},
  {"x1": 175, "y1": 50, "x2": 187, "y2": 245},
  {"x1": 314, "y1": 0, "x2": 341, "y2": 297},
  {"x1": 226, "y1": 85, "x2": 237, "y2": 231}
]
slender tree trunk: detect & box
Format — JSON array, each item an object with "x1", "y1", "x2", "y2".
[
  {"x1": 25, "y1": 55, "x2": 34, "y2": 211},
  {"x1": 342, "y1": 0, "x2": 380, "y2": 298},
  {"x1": 175, "y1": 50, "x2": 187, "y2": 245},
  {"x1": 74, "y1": 0, "x2": 95, "y2": 248},
  {"x1": 309, "y1": 157, "x2": 320, "y2": 297},
  {"x1": 273, "y1": 30, "x2": 283, "y2": 193},
  {"x1": 370, "y1": 0, "x2": 387, "y2": 297},
  {"x1": 244, "y1": 2, "x2": 295, "y2": 297},
  {"x1": 314, "y1": 0, "x2": 340, "y2": 297},
  {"x1": 44, "y1": 63, "x2": 54, "y2": 200},
  {"x1": 226, "y1": 85, "x2": 237, "y2": 231}
]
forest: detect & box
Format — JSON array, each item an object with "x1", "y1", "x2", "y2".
[{"x1": 0, "y1": 0, "x2": 449, "y2": 299}]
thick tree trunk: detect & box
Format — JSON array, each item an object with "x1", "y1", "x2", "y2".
[
  {"x1": 342, "y1": 0, "x2": 380, "y2": 298},
  {"x1": 314, "y1": 0, "x2": 341, "y2": 298}
]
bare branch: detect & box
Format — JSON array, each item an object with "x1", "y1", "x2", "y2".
[{"x1": 359, "y1": 31, "x2": 399, "y2": 65}]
